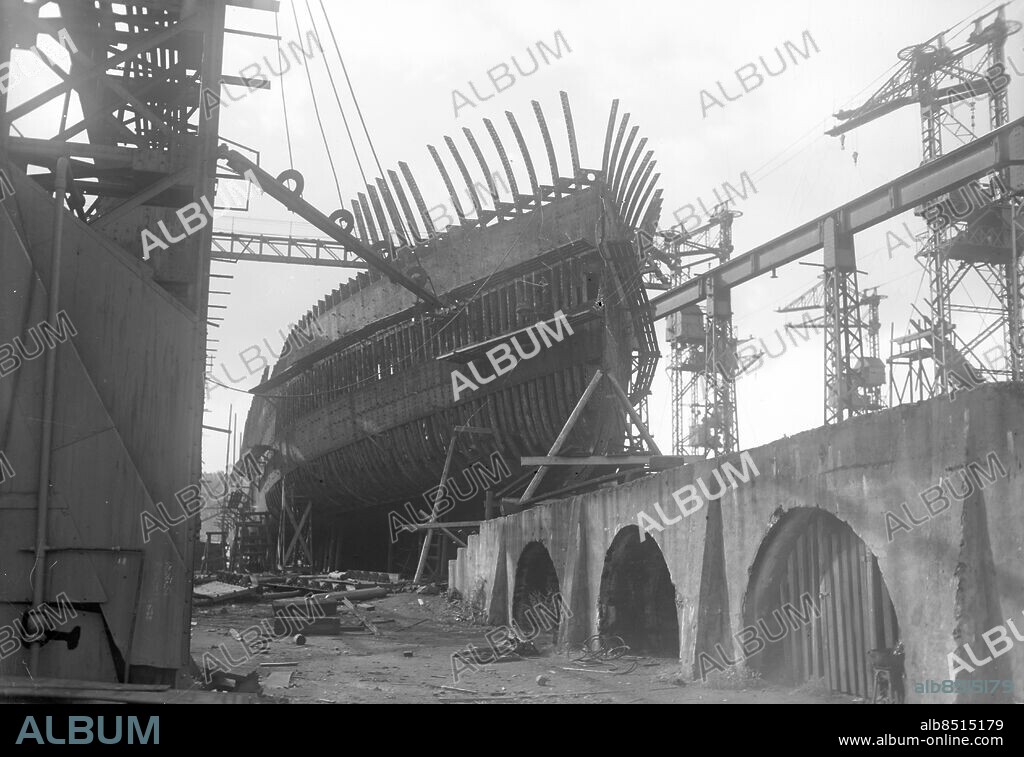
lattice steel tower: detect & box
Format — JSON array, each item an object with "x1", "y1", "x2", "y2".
[
  {"x1": 827, "y1": 6, "x2": 1022, "y2": 404},
  {"x1": 642, "y1": 208, "x2": 741, "y2": 456}
]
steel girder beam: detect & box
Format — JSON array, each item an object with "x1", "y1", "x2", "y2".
[
  {"x1": 825, "y1": 8, "x2": 1019, "y2": 405},
  {"x1": 651, "y1": 115, "x2": 1024, "y2": 321},
  {"x1": 210, "y1": 231, "x2": 369, "y2": 269}
]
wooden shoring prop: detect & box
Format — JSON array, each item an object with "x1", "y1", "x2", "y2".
[{"x1": 516, "y1": 369, "x2": 661, "y2": 506}]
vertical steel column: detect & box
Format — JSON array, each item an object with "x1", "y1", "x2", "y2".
[
  {"x1": 988, "y1": 9, "x2": 1010, "y2": 133},
  {"x1": 0, "y1": 0, "x2": 11, "y2": 153},
  {"x1": 917, "y1": 58, "x2": 953, "y2": 396},
  {"x1": 28, "y1": 157, "x2": 69, "y2": 675},
  {"x1": 862, "y1": 290, "x2": 884, "y2": 410},
  {"x1": 704, "y1": 278, "x2": 737, "y2": 454},
  {"x1": 823, "y1": 214, "x2": 865, "y2": 425},
  {"x1": 1011, "y1": 198, "x2": 1024, "y2": 380},
  {"x1": 668, "y1": 317, "x2": 688, "y2": 456}
]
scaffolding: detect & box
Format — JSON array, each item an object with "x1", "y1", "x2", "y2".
[
  {"x1": 641, "y1": 207, "x2": 743, "y2": 456},
  {"x1": 778, "y1": 279, "x2": 887, "y2": 418}
]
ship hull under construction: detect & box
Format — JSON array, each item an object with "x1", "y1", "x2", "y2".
[{"x1": 241, "y1": 101, "x2": 662, "y2": 573}]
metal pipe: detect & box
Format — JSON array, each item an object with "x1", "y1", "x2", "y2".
[{"x1": 29, "y1": 156, "x2": 70, "y2": 674}]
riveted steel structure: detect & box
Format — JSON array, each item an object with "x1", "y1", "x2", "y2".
[
  {"x1": 827, "y1": 6, "x2": 1023, "y2": 403},
  {"x1": 0, "y1": 0, "x2": 277, "y2": 686}
]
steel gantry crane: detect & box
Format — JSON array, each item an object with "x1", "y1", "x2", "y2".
[
  {"x1": 640, "y1": 207, "x2": 748, "y2": 456},
  {"x1": 826, "y1": 5, "x2": 1023, "y2": 402},
  {"x1": 778, "y1": 278, "x2": 887, "y2": 418},
  {"x1": 650, "y1": 115, "x2": 1024, "y2": 435}
]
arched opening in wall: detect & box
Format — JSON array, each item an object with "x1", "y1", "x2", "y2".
[
  {"x1": 744, "y1": 509, "x2": 901, "y2": 700},
  {"x1": 511, "y1": 542, "x2": 562, "y2": 647},
  {"x1": 598, "y1": 525, "x2": 679, "y2": 657}
]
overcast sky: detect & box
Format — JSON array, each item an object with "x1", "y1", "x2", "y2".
[{"x1": 11, "y1": 0, "x2": 1021, "y2": 470}]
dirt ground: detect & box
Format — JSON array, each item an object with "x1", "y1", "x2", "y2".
[{"x1": 189, "y1": 592, "x2": 860, "y2": 704}]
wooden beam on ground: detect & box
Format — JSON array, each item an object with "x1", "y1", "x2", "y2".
[
  {"x1": 341, "y1": 598, "x2": 381, "y2": 636},
  {"x1": 520, "y1": 454, "x2": 698, "y2": 469},
  {"x1": 0, "y1": 677, "x2": 257, "y2": 704}
]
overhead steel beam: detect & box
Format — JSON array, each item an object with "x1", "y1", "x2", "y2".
[
  {"x1": 226, "y1": 0, "x2": 281, "y2": 9},
  {"x1": 651, "y1": 116, "x2": 1024, "y2": 320},
  {"x1": 210, "y1": 231, "x2": 369, "y2": 269}
]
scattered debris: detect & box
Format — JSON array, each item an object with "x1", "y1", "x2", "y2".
[
  {"x1": 262, "y1": 590, "x2": 304, "y2": 602},
  {"x1": 337, "y1": 624, "x2": 370, "y2": 632},
  {"x1": 293, "y1": 634, "x2": 307, "y2": 646},
  {"x1": 271, "y1": 598, "x2": 337, "y2": 615},
  {"x1": 273, "y1": 617, "x2": 344, "y2": 636},
  {"x1": 403, "y1": 650, "x2": 414, "y2": 658},
  {"x1": 263, "y1": 670, "x2": 294, "y2": 689},
  {"x1": 205, "y1": 669, "x2": 260, "y2": 694},
  {"x1": 342, "y1": 598, "x2": 381, "y2": 635},
  {"x1": 655, "y1": 670, "x2": 688, "y2": 687},
  {"x1": 536, "y1": 675, "x2": 549, "y2": 686},
  {"x1": 433, "y1": 684, "x2": 478, "y2": 695},
  {"x1": 193, "y1": 581, "x2": 258, "y2": 605},
  {"x1": 562, "y1": 667, "x2": 615, "y2": 674},
  {"x1": 438, "y1": 690, "x2": 620, "y2": 703}
]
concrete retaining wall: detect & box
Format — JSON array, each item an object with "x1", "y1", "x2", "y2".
[{"x1": 450, "y1": 384, "x2": 1024, "y2": 703}]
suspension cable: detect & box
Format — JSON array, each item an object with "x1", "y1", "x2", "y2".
[
  {"x1": 306, "y1": 0, "x2": 369, "y2": 192},
  {"x1": 289, "y1": 0, "x2": 344, "y2": 205},
  {"x1": 318, "y1": 0, "x2": 393, "y2": 215},
  {"x1": 275, "y1": 12, "x2": 294, "y2": 170}
]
